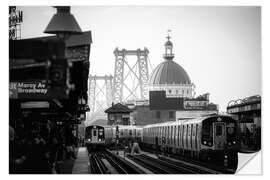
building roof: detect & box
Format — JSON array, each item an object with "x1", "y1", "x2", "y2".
[
  {"x1": 105, "y1": 103, "x2": 133, "y2": 113},
  {"x1": 227, "y1": 95, "x2": 261, "y2": 109},
  {"x1": 149, "y1": 60, "x2": 191, "y2": 85},
  {"x1": 25, "y1": 31, "x2": 92, "y2": 47}
]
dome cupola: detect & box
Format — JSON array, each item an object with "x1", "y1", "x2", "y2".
[
  {"x1": 163, "y1": 32, "x2": 174, "y2": 60},
  {"x1": 148, "y1": 31, "x2": 195, "y2": 98}
]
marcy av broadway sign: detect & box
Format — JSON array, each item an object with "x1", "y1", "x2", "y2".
[{"x1": 9, "y1": 81, "x2": 48, "y2": 99}]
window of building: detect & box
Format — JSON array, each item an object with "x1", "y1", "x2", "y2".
[
  {"x1": 156, "y1": 111, "x2": 161, "y2": 119},
  {"x1": 176, "y1": 90, "x2": 179, "y2": 94},
  {"x1": 169, "y1": 111, "x2": 174, "y2": 119},
  {"x1": 168, "y1": 89, "x2": 172, "y2": 93}
]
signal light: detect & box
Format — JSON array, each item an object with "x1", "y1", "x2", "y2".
[{"x1": 49, "y1": 58, "x2": 68, "y2": 88}]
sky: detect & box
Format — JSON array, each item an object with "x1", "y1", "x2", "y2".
[{"x1": 18, "y1": 6, "x2": 261, "y2": 111}]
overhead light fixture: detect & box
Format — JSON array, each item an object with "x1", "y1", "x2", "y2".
[{"x1": 44, "y1": 6, "x2": 82, "y2": 40}]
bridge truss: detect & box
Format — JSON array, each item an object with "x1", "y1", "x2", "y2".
[
  {"x1": 87, "y1": 75, "x2": 113, "y2": 124},
  {"x1": 113, "y1": 48, "x2": 150, "y2": 103}
]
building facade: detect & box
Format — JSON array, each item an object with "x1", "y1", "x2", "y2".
[
  {"x1": 227, "y1": 95, "x2": 261, "y2": 152},
  {"x1": 105, "y1": 103, "x2": 133, "y2": 125}
]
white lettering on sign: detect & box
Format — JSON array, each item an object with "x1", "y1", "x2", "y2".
[
  {"x1": 184, "y1": 100, "x2": 208, "y2": 109},
  {"x1": 9, "y1": 82, "x2": 48, "y2": 97}
]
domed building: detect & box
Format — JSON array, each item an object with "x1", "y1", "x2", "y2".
[
  {"x1": 149, "y1": 35, "x2": 195, "y2": 98},
  {"x1": 128, "y1": 34, "x2": 219, "y2": 125}
]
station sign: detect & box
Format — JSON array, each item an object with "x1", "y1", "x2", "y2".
[
  {"x1": 10, "y1": 81, "x2": 48, "y2": 99},
  {"x1": 183, "y1": 100, "x2": 208, "y2": 110},
  {"x1": 9, "y1": 81, "x2": 68, "y2": 99}
]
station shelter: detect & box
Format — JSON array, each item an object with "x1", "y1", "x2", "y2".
[{"x1": 227, "y1": 95, "x2": 261, "y2": 152}]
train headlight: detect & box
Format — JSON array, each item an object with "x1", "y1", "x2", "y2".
[
  {"x1": 203, "y1": 141, "x2": 207, "y2": 145},
  {"x1": 88, "y1": 139, "x2": 91, "y2": 142},
  {"x1": 233, "y1": 141, "x2": 236, "y2": 144},
  {"x1": 98, "y1": 139, "x2": 101, "y2": 142},
  {"x1": 228, "y1": 142, "x2": 231, "y2": 146}
]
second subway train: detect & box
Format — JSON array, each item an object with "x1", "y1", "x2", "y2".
[{"x1": 85, "y1": 114, "x2": 239, "y2": 169}]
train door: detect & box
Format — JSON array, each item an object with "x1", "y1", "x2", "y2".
[
  {"x1": 188, "y1": 125, "x2": 192, "y2": 150},
  {"x1": 179, "y1": 125, "x2": 182, "y2": 148},
  {"x1": 213, "y1": 122, "x2": 226, "y2": 150},
  {"x1": 183, "y1": 125, "x2": 187, "y2": 149},
  {"x1": 174, "y1": 126, "x2": 177, "y2": 147},
  {"x1": 192, "y1": 124, "x2": 196, "y2": 151},
  {"x1": 92, "y1": 127, "x2": 98, "y2": 142}
]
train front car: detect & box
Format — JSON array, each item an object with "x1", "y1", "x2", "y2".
[
  {"x1": 85, "y1": 125, "x2": 105, "y2": 152},
  {"x1": 200, "y1": 115, "x2": 239, "y2": 170}
]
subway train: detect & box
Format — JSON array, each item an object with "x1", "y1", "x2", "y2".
[
  {"x1": 85, "y1": 124, "x2": 142, "y2": 151},
  {"x1": 104, "y1": 125, "x2": 143, "y2": 146},
  {"x1": 85, "y1": 125, "x2": 106, "y2": 151},
  {"x1": 86, "y1": 114, "x2": 238, "y2": 168},
  {"x1": 141, "y1": 114, "x2": 239, "y2": 168}
]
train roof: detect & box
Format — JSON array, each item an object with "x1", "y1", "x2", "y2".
[
  {"x1": 87, "y1": 124, "x2": 143, "y2": 129},
  {"x1": 143, "y1": 114, "x2": 234, "y2": 128},
  {"x1": 116, "y1": 125, "x2": 143, "y2": 129},
  {"x1": 86, "y1": 124, "x2": 110, "y2": 128}
]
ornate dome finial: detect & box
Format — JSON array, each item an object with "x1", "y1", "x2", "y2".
[
  {"x1": 164, "y1": 29, "x2": 174, "y2": 60},
  {"x1": 166, "y1": 29, "x2": 172, "y2": 41}
]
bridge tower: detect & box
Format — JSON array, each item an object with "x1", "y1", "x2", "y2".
[
  {"x1": 87, "y1": 75, "x2": 113, "y2": 124},
  {"x1": 113, "y1": 48, "x2": 150, "y2": 103}
]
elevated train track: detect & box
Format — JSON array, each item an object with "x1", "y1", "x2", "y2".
[{"x1": 88, "y1": 149, "x2": 144, "y2": 174}]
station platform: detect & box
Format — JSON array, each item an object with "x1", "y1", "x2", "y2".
[{"x1": 72, "y1": 147, "x2": 89, "y2": 174}]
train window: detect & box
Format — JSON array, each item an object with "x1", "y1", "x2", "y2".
[
  {"x1": 162, "y1": 127, "x2": 164, "y2": 137},
  {"x1": 216, "y1": 125, "x2": 223, "y2": 136},
  {"x1": 129, "y1": 130, "x2": 132, "y2": 136},
  {"x1": 227, "y1": 127, "x2": 234, "y2": 135},
  {"x1": 93, "y1": 130, "x2": 97, "y2": 136},
  {"x1": 182, "y1": 126, "x2": 185, "y2": 147},
  {"x1": 99, "y1": 129, "x2": 104, "y2": 135},
  {"x1": 202, "y1": 123, "x2": 213, "y2": 137},
  {"x1": 193, "y1": 125, "x2": 196, "y2": 136}
]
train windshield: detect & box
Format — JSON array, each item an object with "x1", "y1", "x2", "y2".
[
  {"x1": 99, "y1": 129, "x2": 104, "y2": 135},
  {"x1": 216, "y1": 124, "x2": 223, "y2": 136},
  {"x1": 85, "y1": 127, "x2": 92, "y2": 138},
  {"x1": 202, "y1": 121, "x2": 213, "y2": 146}
]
